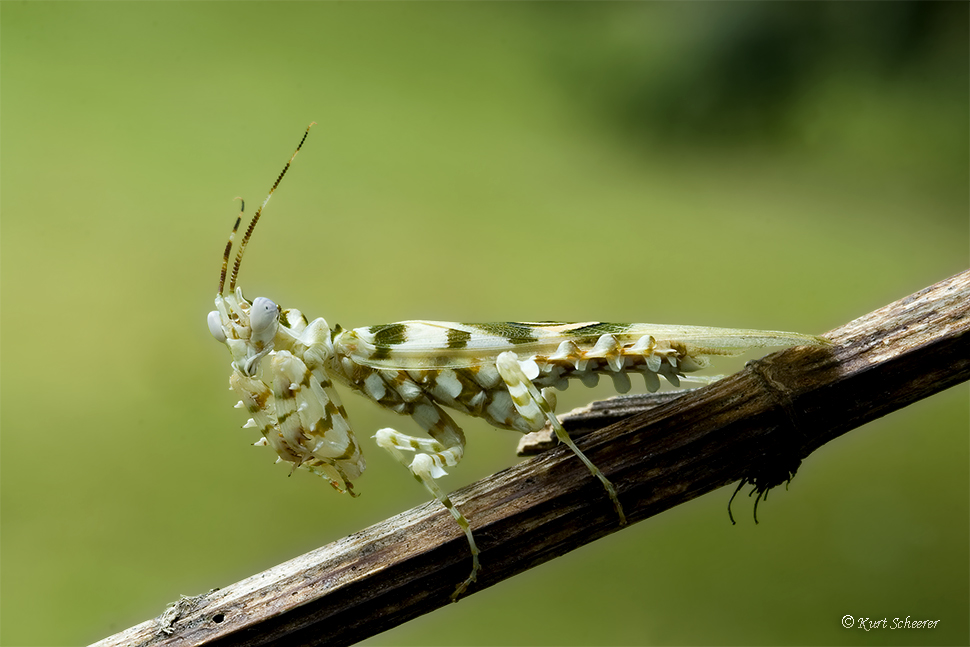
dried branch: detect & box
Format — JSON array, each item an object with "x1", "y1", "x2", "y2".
[{"x1": 92, "y1": 269, "x2": 970, "y2": 647}]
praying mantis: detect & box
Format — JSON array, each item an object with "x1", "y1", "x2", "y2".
[{"x1": 207, "y1": 124, "x2": 828, "y2": 598}]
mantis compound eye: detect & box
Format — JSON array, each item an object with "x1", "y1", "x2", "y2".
[
  {"x1": 207, "y1": 310, "x2": 227, "y2": 343},
  {"x1": 250, "y1": 297, "x2": 280, "y2": 343}
]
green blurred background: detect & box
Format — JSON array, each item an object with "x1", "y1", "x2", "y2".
[{"x1": 2, "y1": 3, "x2": 967, "y2": 646}]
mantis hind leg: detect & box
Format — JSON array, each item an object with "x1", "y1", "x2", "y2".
[{"x1": 496, "y1": 351, "x2": 627, "y2": 525}]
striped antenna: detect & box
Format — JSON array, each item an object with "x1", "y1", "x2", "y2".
[
  {"x1": 224, "y1": 123, "x2": 316, "y2": 294},
  {"x1": 217, "y1": 198, "x2": 244, "y2": 295}
]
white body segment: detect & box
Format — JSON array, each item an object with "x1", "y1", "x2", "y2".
[{"x1": 207, "y1": 126, "x2": 829, "y2": 599}]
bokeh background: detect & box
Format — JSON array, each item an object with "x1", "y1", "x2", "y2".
[{"x1": 2, "y1": 3, "x2": 967, "y2": 646}]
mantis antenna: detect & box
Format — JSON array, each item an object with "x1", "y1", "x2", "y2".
[{"x1": 217, "y1": 122, "x2": 316, "y2": 295}]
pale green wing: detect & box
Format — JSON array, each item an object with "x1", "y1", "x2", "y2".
[{"x1": 336, "y1": 320, "x2": 827, "y2": 370}]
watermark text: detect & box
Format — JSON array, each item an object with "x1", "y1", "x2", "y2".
[{"x1": 842, "y1": 615, "x2": 940, "y2": 631}]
